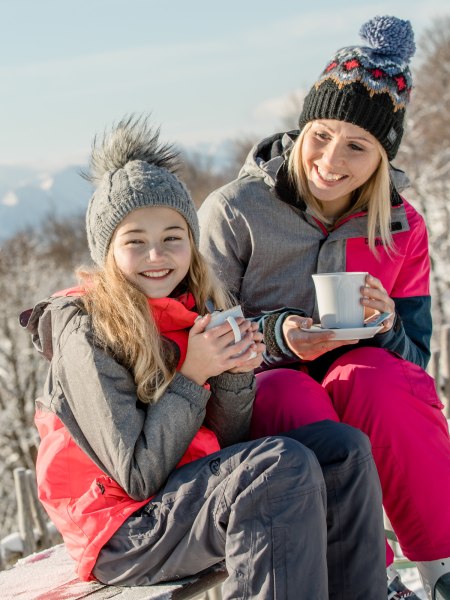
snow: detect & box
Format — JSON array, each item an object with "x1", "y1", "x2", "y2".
[
  {"x1": 0, "y1": 545, "x2": 94, "y2": 599},
  {"x1": 401, "y1": 567, "x2": 427, "y2": 599},
  {"x1": 0, "y1": 543, "x2": 429, "y2": 600},
  {"x1": 0, "y1": 544, "x2": 225, "y2": 600}
]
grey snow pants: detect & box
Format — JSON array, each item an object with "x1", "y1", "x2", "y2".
[{"x1": 93, "y1": 421, "x2": 385, "y2": 599}]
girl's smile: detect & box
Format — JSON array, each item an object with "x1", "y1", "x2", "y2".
[
  {"x1": 112, "y1": 206, "x2": 192, "y2": 298},
  {"x1": 302, "y1": 119, "x2": 381, "y2": 218},
  {"x1": 141, "y1": 269, "x2": 171, "y2": 278}
]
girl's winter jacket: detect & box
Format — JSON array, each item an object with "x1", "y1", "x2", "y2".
[
  {"x1": 198, "y1": 131, "x2": 431, "y2": 376},
  {"x1": 21, "y1": 291, "x2": 255, "y2": 580}
]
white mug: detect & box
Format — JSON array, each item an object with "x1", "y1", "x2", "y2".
[
  {"x1": 205, "y1": 305, "x2": 244, "y2": 342},
  {"x1": 312, "y1": 272, "x2": 367, "y2": 329},
  {"x1": 205, "y1": 305, "x2": 256, "y2": 358}
]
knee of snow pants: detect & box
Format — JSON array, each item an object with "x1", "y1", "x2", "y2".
[
  {"x1": 283, "y1": 420, "x2": 386, "y2": 598},
  {"x1": 252, "y1": 368, "x2": 339, "y2": 438},
  {"x1": 94, "y1": 436, "x2": 331, "y2": 600}
]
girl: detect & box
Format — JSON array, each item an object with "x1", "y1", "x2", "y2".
[
  {"x1": 21, "y1": 117, "x2": 386, "y2": 599},
  {"x1": 198, "y1": 15, "x2": 450, "y2": 600}
]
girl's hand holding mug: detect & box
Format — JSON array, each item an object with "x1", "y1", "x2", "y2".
[
  {"x1": 181, "y1": 314, "x2": 262, "y2": 385},
  {"x1": 228, "y1": 321, "x2": 265, "y2": 373}
]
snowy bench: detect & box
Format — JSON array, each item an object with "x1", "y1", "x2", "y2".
[{"x1": 0, "y1": 543, "x2": 227, "y2": 600}]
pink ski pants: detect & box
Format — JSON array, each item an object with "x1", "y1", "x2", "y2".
[{"x1": 251, "y1": 347, "x2": 450, "y2": 564}]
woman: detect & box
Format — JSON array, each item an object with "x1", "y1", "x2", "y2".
[{"x1": 199, "y1": 15, "x2": 450, "y2": 600}]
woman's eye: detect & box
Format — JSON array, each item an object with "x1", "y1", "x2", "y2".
[
  {"x1": 349, "y1": 143, "x2": 364, "y2": 152},
  {"x1": 164, "y1": 236, "x2": 181, "y2": 242},
  {"x1": 315, "y1": 132, "x2": 328, "y2": 140},
  {"x1": 125, "y1": 239, "x2": 143, "y2": 245}
]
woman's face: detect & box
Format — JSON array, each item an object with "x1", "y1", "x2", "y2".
[
  {"x1": 301, "y1": 119, "x2": 382, "y2": 218},
  {"x1": 112, "y1": 206, "x2": 192, "y2": 298}
]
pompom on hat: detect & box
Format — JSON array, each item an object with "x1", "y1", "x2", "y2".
[
  {"x1": 84, "y1": 115, "x2": 199, "y2": 266},
  {"x1": 298, "y1": 16, "x2": 416, "y2": 159}
]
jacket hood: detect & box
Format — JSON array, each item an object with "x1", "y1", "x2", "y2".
[
  {"x1": 239, "y1": 130, "x2": 297, "y2": 189},
  {"x1": 239, "y1": 129, "x2": 410, "y2": 196},
  {"x1": 19, "y1": 296, "x2": 84, "y2": 362}
]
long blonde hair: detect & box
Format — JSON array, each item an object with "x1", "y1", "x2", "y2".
[
  {"x1": 288, "y1": 123, "x2": 393, "y2": 254},
  {"x1": 78, "y1": 229, "x2": 233, "y2": 404}
]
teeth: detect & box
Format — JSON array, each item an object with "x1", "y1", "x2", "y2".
[
  {"x1": 142, "y1": 269, "x2": 170, "y2": 278},
  {"x1": 317, "y1": 167, "x2": 345, "y2": 181}
]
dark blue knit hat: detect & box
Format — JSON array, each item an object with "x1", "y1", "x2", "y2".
[{"x1": 298, "y1": 16, "x2": 416, "y2": 159}]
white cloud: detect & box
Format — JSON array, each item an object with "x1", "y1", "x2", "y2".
[
  {"x1": 2, "y1": 191, "x2": 18, "y2": 206},
  {"x1": 253, "y1": 89, "x2": 305, "y2": 121},
  {"x1": 39, "y1": 175, "x2": 54, "y2": 191}
]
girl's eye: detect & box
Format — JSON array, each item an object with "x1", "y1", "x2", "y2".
[
  {"x1": 125, "y1": 239, "x2": 143, "y2": 245},
  {"x1": 349, "y1": 143, "x2": 364, "y2": 152},
  {"x1": 164, "y1": 236, "x2": 182, "y2": 242}
]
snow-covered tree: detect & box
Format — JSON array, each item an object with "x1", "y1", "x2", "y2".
[
  {"x1": 0, "y1": 215, "x2": 88, "y2": 540},
  {"x1": 397, "y1": 16, "x2": 450, "y2": 339}
]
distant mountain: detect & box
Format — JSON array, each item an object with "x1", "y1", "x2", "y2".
[
  {"x1": 0, "y1": 141, "x2": 240, "y2": 240},
  {"x1": 0, "y1": 165, "x2": 92, "y2": 240}
]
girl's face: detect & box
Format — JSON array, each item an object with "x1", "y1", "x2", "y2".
[
  {"x1": 301, "y1": 119, "x2": 382, "y2": 219},
  {"x1": 112, "y1": 206, "x2": 192, "y2": 298}
]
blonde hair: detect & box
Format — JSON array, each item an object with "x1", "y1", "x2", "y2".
[
  {"x1": 287, "y1": 123, "x2": 393, "y2": 254},
  {"x1": 78, "y1": 229, "x2": 233, "y2": 404}
]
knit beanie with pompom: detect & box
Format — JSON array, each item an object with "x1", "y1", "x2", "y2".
[
  {"x1": 298, "y1": 15, "x2": 416, "y2": 159},
  {"x1": 84, "y1": 115, "x2": 199, "y2": 266}
]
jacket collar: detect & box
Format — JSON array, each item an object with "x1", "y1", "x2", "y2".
[{"x1": 147, "y1": 293, "x2": 198, "y2": 335}]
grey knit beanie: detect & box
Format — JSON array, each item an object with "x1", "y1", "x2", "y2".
[{"x1": 84, "y1": 116, "x2": 199, "y2": 266}]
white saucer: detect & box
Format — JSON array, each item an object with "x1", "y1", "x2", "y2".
[{"x1": 302, "y1": 324, "x2": 383, "y2": 340}]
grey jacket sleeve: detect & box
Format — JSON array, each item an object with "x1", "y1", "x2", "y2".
[
  {"x1": 252, "y1": 309, "x2": 309, "y2": 368},
  {"x1": 55, "y1": 316, "x2": 211, "y2": 501},
  {"x1": 206, "y1": 371, "x2": 255, "y2": 447},
  {"x1": 198, "y1": 190, "x2": 250, "y2": 300}
]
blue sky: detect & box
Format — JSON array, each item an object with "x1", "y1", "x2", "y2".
[{"x1": 1, "y1": 0, "x2": 448, "y2": 169}]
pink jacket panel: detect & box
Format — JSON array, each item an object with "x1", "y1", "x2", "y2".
[{"x1": 345, "y1": 199, "x2": 430, "y2": 298}]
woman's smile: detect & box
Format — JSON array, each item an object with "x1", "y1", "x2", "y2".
[{"x1": 315, "y1": 165, "x2": 347, "y2": 183}]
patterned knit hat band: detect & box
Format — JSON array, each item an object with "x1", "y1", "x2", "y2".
[{"x1": 298, "y1": 16, "x2": 416, "y2": 160}]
